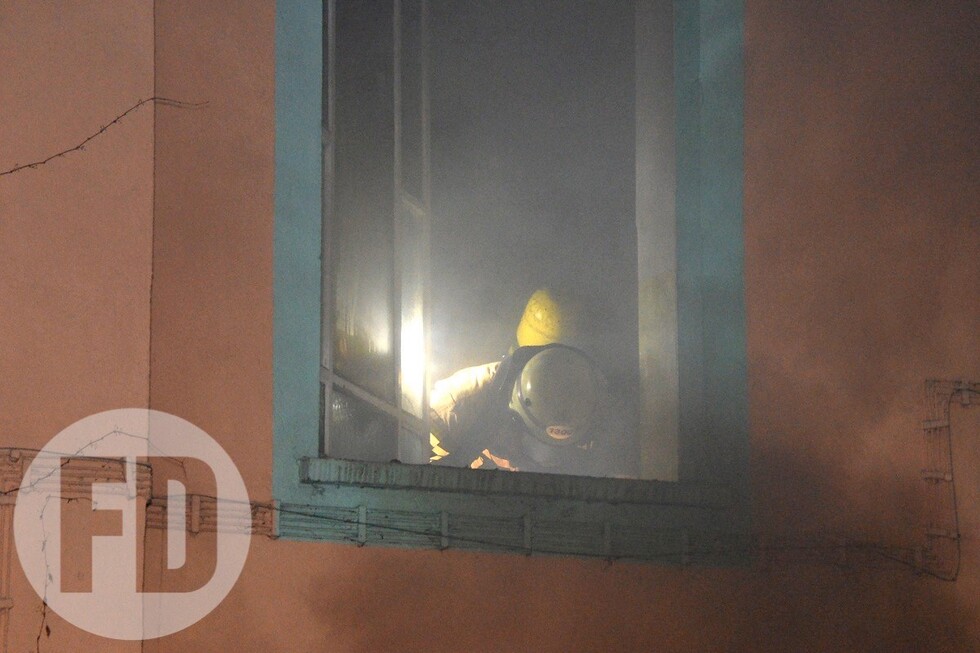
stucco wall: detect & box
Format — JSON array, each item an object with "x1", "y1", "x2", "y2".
[
  {"x1": 0, "y1": 0, "x2": 154, "y2": 453},
  {"x1": 2, "y1": 1, "x2": 978, "y2": 651},
  {"x1": 0, "y1": 2, "x2": 154, "y2": 651}
]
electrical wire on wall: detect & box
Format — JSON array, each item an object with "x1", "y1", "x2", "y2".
[{"x1": 0, "y1": 377, "x2": 976, "y2": 649}]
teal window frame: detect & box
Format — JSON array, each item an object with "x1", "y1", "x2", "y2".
[{"x1": 274, "y1": 0, "x2": 750, "y2": 564}]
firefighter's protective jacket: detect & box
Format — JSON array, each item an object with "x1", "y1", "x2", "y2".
[{"x1": 427, "y1": 359, "x2": 633, "y2": 475}]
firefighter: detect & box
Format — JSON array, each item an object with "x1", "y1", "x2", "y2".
[{"x1": 428, "y1": 289, "x2": 632, "y2": 476}]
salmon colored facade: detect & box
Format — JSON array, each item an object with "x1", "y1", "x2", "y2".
[{"x1": 1, "y1": 1, "x2": 978, "y2": 651}]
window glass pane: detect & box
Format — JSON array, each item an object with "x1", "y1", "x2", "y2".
[
  {"x1": 399, "y1": 0, "x2": 425, "y2": 200},
  {"x1": 427, "y1": 0, "x2": 640, "y2": 477},
  {"x1": 399, "y1": 196, "x2": 427, "y2": 419},
  {"x1": 323, "y1": 0, "x2": 679, "y2": 480},
  {"x1": 332, "y1": 0, "x2": 397, "y2": 402},
  {"x1": 328, "y1": 386, "x2": 399, "y2": 462}
]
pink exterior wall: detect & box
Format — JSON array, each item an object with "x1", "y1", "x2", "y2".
[
  {"x1": 0, "y1": 0, "x2": 154, "y2": 447},
  {"x1": 2, "y1": 1, "x2": 978, "y2": 651},
  {"x1": 0, "y1": 2, "x2": 153, "y2": 651}
]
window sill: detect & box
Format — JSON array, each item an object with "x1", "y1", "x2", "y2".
[
  {"x1": 277, "y1": 457, "x2": 749, "y2": 565},
  {"x1": 300, "y1": 457, "x2": 735, "y2": 508}
]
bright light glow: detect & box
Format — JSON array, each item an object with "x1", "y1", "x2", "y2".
[
  {"x1": 400, "y1": 311, "x2": 426, "y2": 417},
  {"x1": 368, "y1": 324, "x2": 391, "y2": 354}
]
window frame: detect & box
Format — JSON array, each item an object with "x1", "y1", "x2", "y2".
[{"x1": 273, "y1": 0, "x2": 750, "y2": 564}]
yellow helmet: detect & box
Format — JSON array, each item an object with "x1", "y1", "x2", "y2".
[{"x1": 515, "y1": 288, "x2": 575, "y2": 347}]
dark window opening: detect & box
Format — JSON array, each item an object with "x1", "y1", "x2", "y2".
[{"x1": 321, "y1": 0, "x2": 678, "y2": 480}]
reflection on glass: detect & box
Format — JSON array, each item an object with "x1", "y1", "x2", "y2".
[
  {"x1": 399, "y1": 197, "x2": 427, "y2": 419},
  {"x1": 328, "y1": 387, "x2": 399, "y2": 462},
  {"x1": 399, "y1": 0, "x2": 425, "y2": 200},
  {"x1": 425, "y1": 0, "x2": 639, "y2": 478},
  {"x1": 332, "y1": 0, "x2": 396, "y2": 402},
  {"x1": 323, "y1": 0, "x2": 668, "y2": 479}
]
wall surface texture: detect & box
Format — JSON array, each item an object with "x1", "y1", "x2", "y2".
[
  {"x1": 1, "y1": 1, "x2": 978, "y2": 652},
  {"x1": 0, "y1": 2, "x2": 153, "y2": 651}
]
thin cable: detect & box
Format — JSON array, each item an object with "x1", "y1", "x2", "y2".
[{"x1": 0, "y1": 97, "x2": 207, "y2": 177}]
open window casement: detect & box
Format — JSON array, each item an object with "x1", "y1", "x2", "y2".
[
  {"x1": 275, "y1": 0, "x2": 750, "y2": 563},
  {"x1": 321, "y1": 0, "x2": 432, "y2": 466}
]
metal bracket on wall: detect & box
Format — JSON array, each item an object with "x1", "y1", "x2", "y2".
[
  {"x1": 0, "y1": 447, "x2": 276, "y2": 650},
  {"x1": 145, "y1": 494, "x2": 275, "y2": 538},
  {"x1": 0, "y1": 450, "x2": 152, "y2": 653},
  {"x1": 0, "y1": 472, "x2": 18, "y2": 653},
  {"x1": 918, "y1": 379, "x2": 979, "y2": 581},
  {"x1": 735, "y1": 379, "x2": 979, "y2": 579}
]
